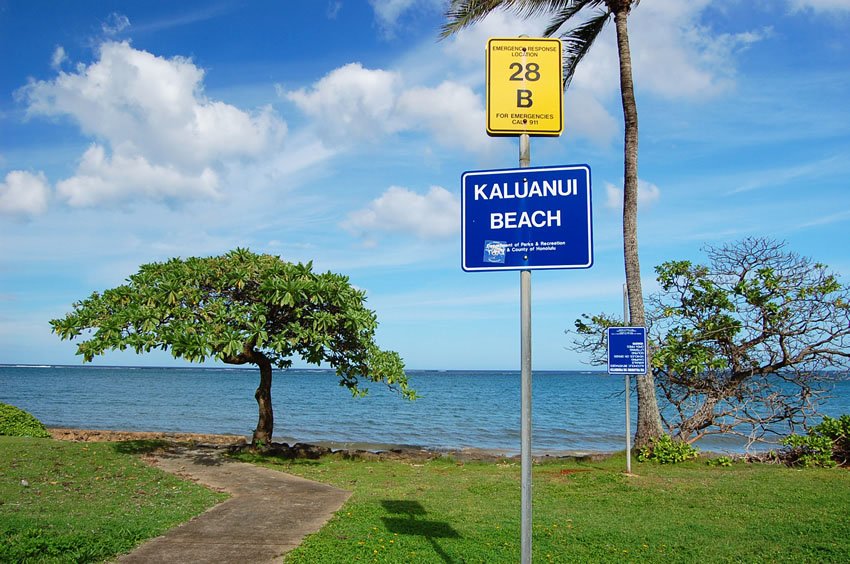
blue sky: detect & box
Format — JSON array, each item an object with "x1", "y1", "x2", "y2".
[{"x1": 1, "y1": 0, "x2": 849, "y2": 370}]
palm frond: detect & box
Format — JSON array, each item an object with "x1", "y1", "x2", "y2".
[
  {"x1": 504, "y1": 0, "x2": 589, "y2": 21},
  {"x1": 542, "y1": 1, "x2": 606, "y2": 37},
  {"x1": 560, "y1": 9, "x2": 609, "y2": 88},
  {"x1": 441, "y1": 0, "x2": 508, "y2": 38},
  {"x1": 442, "y1": 0, "x2": 600, "y2": 39}
]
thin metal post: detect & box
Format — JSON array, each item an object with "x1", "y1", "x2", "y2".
[
  {"x1": 520, "y1": 132, "x2": 531, "y2": 168},
  {"x1": 519, "y1": 132, "x2": 532, "y2": 564},
  {"x1": 521, "y1": 270, "x2": 532, "y2": 563},
  {"x1": 623, "y1": 283, "x2": 631, "y2": 474}
]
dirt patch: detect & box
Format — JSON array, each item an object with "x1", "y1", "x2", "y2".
[
  {"x1": 558, "y1": 468, "x2": 591, "y2": 475},
  {"x1": 48, "y1": 427, "x2": 248, "y2": 446},
  {"x1": 540, "y1": 467, "x2": 594, "y2": 482}
]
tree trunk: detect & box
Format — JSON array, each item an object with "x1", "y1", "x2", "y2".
[
  {"x1": 613, "y1": 4, "x2": 665, "y2": 447},
  {"x1": 252, "y1": 354, "x2": 274, "y2": 446}
]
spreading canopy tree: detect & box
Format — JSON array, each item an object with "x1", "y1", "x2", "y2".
[
  {"x1": 51, "y1": 248, "x2": 414, "y2": 446},
  {"x1": 574, "y1": 238, "x2": 850, "y2": 446}
]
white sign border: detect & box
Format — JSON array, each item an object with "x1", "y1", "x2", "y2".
[{"x1": 461, "y1": 164, "x2": 593, "y2": 272}]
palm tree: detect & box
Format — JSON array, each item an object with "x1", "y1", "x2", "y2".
[{"x1": 443, "y1": 0, "x2": 664, "y2": 447}]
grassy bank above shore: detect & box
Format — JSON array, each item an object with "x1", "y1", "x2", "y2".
[
  {"x1": 234, "y1": 450, "x2": 850, "y2": 563},
  {"x1": 0, "y1": 437, "x2": 226, "y2": 563},
  {"x1": 2, "y1": 436, "x2": 849, "y2": 563}
]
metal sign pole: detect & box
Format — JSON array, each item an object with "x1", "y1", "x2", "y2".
[
  {"x1": 519, "y1": 132, "x2": 532, "y2": 564},
  {"x1": 623, "y1": 283, "x2": 632, "y2": 474},
  {"x1": 480, "y1": 34, "x2": 571, "y2": 563}
]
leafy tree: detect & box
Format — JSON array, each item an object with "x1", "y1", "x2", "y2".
[
  {"x1": 575, "y1": 238, "x2": 850, "y2": 447},
  {"x1": 51, "y1": 249, "x2": 414, "y2": 446},
  {"x1": 443, "y1": 0, "x2": 664, "y2": 446}
]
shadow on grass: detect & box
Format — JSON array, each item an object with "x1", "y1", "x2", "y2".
[
  {"x1": 185, "y1": 450, "x2": 227, "y2": 466},
  {"x1": 112, "y1": 439, "x2": 172, "y2": 455},
  {"x1": 380, "y1": 500, "x2": 460, "y2": 564},
  {"x1": 227, "y1": 450, "x2": 322, "y2": 467}
]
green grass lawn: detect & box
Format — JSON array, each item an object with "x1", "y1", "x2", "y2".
[
  {"x1": 233, "y1": 451, "x2": 850, "y2": 563},
  {"x1": 3, "y1": 437, "x2": 848, "y2": 563},
  {"x1": 0, "y1": 437, "x2": 227, "y2": 563}
]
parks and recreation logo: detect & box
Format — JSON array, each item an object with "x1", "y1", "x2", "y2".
[{"x1": 483, "y1": 240, "x2": 507, "y2": 263}]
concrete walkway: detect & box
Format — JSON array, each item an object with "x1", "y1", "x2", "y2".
[{"x1": 116, "y1": 445, "x2": 351, "y2": 563}]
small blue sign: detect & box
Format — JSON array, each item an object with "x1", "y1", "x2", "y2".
[
  {"x1": 607, "y1": 327, "x2": 647, "y2": 375},
  {"x1": 461, "y1": 165, "x2": 593, "y2": 272}
]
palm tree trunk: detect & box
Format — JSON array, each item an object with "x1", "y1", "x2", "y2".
[{"x1": 613, "y1": 4, "x2": 664, "y2": 447}]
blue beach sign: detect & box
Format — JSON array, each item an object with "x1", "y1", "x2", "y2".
[
  {"x1": 607, "y1": 327, "x2": 647, "y2": 375},
  {"x1": 461, "y1": 164, "x2": 593, "y2": 271}
]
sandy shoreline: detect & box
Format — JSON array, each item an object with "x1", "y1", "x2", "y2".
[
  {"x1": 47, "y1": 427, "x2": 611, "y2": 463},
  {"x1": 48, "y1": 427, "x2": 249, "y2": 446}
]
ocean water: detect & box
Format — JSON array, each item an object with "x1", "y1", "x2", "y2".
[{"x1": 2, "y1": 365, "x2": 848, "y2": 455}]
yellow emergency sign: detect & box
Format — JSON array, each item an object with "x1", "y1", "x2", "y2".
[{"x1": 486, "y1": 37, "x2": 563, "y2": 137}]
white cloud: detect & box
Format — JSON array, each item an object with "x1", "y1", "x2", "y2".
[
  {"x1": 284, "y1": 63, "x2": 488, "y2": 153},
  {"x1": 51, "y1": 46, "x2": 67, "y2": 70},
  {"x1": 396, "y1": 81, "x2": 487, "y2": 152},
  {"x1": 285, "y1": 63, "x2": 401, "y2": 143},
  {"x1": 788, "y1": 0, "x2": 850, "y2": 13},
  {"x1": 24, "y1": 41, "x2": 283, "y2": 167},
  {"x1": 327, "y1": 1, "x2": 342, "y2": 19},
  {"x1": 56, "y1": 145, "x2": 219, "y2": 207},
  {"x1": 20, "y1": 41, "x2": 285, "y2": 207},
  {"x1": 625, "y1": 0, "x2": 769, "y2": 98},
  {"x1": 564, "y1": 89, "x2": 619, "y2": 145},
  {"x1": 545, "y1": 0, "x2": 769, "y2": 102},
  {"x1": 102, "y1": 12, "x2": 131, "y2": 36},
  {"x1": 605, "y1": 179, "x2": 661, "y2": 210},
  {"x1": 0, "y1": 170, "x2": 50, "y2": 216},
  {"x1": 343, "y1": 185, "x2": 459, "y2": 241},
  {"x1": 369, "y1": 0, "x2": 416, "y2": 29},
  {"x1": 369, "y1": 0, "x2": 444, "y2": 35}
]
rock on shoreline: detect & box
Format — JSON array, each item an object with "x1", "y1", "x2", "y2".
[{"x1": 47, "y1": 427, "x2": 611, "y2": 464}]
